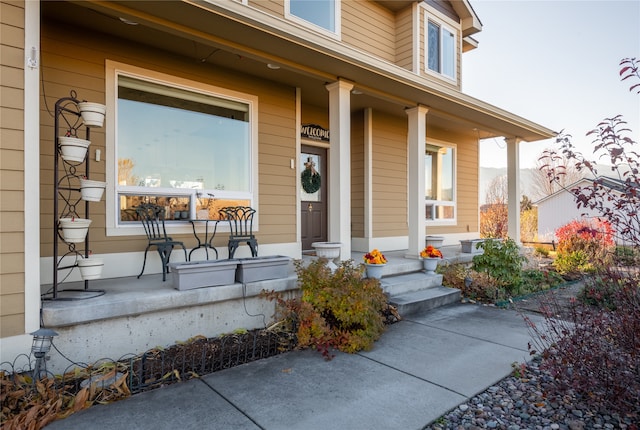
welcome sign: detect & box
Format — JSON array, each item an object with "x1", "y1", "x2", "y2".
[{"x1": 301, "y1": 124, "x2": 330, "y2": 142}]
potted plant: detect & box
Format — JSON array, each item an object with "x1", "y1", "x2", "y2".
[
  {"x1": 79, "y1": 177, "x2": 107, "y2": 202},
  {"x1": 59, "y1": 217, "x2": 92, "y2": 243},
  {"x1": 311, "y1": 242, "x2": 342, "y2": 270},
  {"x1": 362, "y1": 248, "x2": 387, "y2": 279},
  {"x1": 77, "y1": 101, "x2": 106, "y2": 128},
  {"x1": 59, "y1": 135, "x2": 90, "y2": 163},
  {"x1": 420, "y1": 245, "x2": 443, "y2": 274},
  {"x1": 77, "y1": 256, "x2": 104, "y2": 280}
]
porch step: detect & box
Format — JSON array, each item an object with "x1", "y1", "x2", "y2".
[
  {"x1": 389, "y1": 286, "x2": 462, "y2": 316},
  {"x1": 380, "y1": 272, "x2": 443, "y2": 296}
]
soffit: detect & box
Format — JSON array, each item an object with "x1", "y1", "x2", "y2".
[{"x1": 50, "y1": 0, "x2": 554, "y2": 142}]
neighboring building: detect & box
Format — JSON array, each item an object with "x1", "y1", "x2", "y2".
[
  {"x1": 536, "y1": 177, "x2": 627, "y2": 242},
  {"x1": 1, "y1": 0, "x2": 554, "y2": 367}
]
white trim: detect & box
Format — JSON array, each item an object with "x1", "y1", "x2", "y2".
[
  {"x1": 284, "y1": 0, "x2": 341, "y2": 40},
  {"x1": 105, "y1": 60, "x2": 259, "y2": 237},
  {"x1": 422, "y1": 5, "x2": 458, "y2": 83},
  {"x1": 425, "y1": 138, "x2": 457, "y2": 227},
  {"x1": 295, "y1": 87, "x2": 302, "y2": 246},
  {"x1": 412, "y1": 2, "x2": 420, "y2": 74},
  {"x1": 364, "y1": 108, "x2": 373, "y2": 239}
]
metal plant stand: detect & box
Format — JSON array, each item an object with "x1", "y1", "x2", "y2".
[{"x1": 44, "y1": 91, "x2": 105, "y2": 300}]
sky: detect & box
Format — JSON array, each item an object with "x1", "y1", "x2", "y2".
[{"x1": 462, "y1": 0, "x2": 640, "y2": 169}]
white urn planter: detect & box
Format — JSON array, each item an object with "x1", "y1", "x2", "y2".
[
  {"x1": 59, "y1": 217, "x2": 92, "y2": 243},
  {"x1": 422, "y1": 257, "x2": 441, "y2": 275},
  {"x1": 311, "y1": 242, "x2": 342, "y2": 270},
  {"x1": 78, "y1": 102, "x2": 106, "y2": 128},
  {"x1": 364, "y1": 263, "x2": 386, "y2": 280},
  {"x1": 79, "y1": 178, "x2": 107, "y2": 202},
  {"x1": 77, "y1": 257, "x2": 104, "y2": 280},
  {"x1": 59, "y1": 136, "x2": 90, "y2": 163}
]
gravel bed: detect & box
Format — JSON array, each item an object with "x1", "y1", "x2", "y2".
[{"x1": 423, "y1": 357, "x2": 637, "y2": 430}]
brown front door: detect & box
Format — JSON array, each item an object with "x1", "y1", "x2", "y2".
[{"x1": 301, "y1": 145, "x2": 327, "y2": 251}]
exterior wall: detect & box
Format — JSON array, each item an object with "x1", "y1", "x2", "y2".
[
  {"x1": 0, "y1": 0, "x2": 25, "y2": 338},
  {"x1": 39, "y1": 22, "x2": 298, "y2": 260},
  {"x1": 395, "y1": 6, "x2": 415, "y2": 71},
  {"x1": 371, "y1": 111, "x2": 407, "y2": 238},
  {"x1": 350, "y1": 110, "x2": 365, "y2": 238},
  {"x1": 342, "y1": 1, "x2": 396, "y2": 63}
]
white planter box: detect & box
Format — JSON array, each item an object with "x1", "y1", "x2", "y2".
[
  {"x1": 235, "y1": 256, "x2": 291, "y2": 283},
  {"x1": 168, "y1": 259, "x2": 238, "y2": 291},
  {"x1": 460, "y1": 239, "x2": 486, "y2": 254},
  {"x1": 425, "y1": 236, "x2": 445, "y2": 248}
]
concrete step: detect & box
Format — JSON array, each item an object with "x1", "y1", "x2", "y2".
[
  {"x1": 389, "y1": 286, "x2": 461, "y2": 317},
  {"x1": 380, "y1": 272, "x2": 443, "y2": 296}
]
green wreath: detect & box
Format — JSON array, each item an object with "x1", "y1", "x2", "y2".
[{"x1": 301, "y1": 167, "x2": 321, "y2": 193}]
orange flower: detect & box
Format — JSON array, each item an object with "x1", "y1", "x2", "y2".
[
  {"x1": 420, "y1": 245, "x2": 442, "y2": 259},
  {"x1": 363, "y1": 249, "x2": 387, "y2": 264}
]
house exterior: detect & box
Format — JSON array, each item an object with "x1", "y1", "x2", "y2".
[
  {"x1": 536, "y1": 177, "x2": 626, "y2": 243},
  {"x1": 1, "y1": 0, "x2": 554, "y2": 369}
]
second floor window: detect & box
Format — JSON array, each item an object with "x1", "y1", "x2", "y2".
[
  {"x1": 287, "y1": 0, "x2": 339, "y2": 35},
  {"x1": 426, "y1": 20, "x2": 456, "y2": 80}
]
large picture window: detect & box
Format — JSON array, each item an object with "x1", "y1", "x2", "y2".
[
  {"x1": 426, "y1": 18, "x2": 456, "y2": 80},
  {"x1": 106, "y1": 62, "x2": 257, "y2": 233},
  {"x1": 286, "y1": 0, "x2": 340, "y2": 36},
  {"x1": 425, "y1": 143, "x2": 456, "y2": 224}
]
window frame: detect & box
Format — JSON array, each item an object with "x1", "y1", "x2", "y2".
[
  {"x1": 105, "y1": 60, "x2": 259, "y2": 236},
  {"x1": 284, "y1": 0, "x2": 341, "y2": 39},
  {"x1": 423, "y1": 11, "x2": 458, "y2": 82},
  {"x1": 424, "y1": 139, "x2": 457, "y2": 226}
]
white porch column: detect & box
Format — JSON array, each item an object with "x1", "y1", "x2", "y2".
[
  {"x1": 506, "y1": 137, "x2": 521, "y2": 243},
  {"x1": 325, "y1": 80, "x2": 354, "y2": 257},
  {"x1": 406, "y1": 106, "x2": 429, "y2": 258}
]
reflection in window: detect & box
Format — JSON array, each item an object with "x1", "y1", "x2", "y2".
[
  {"x1": 425, "y1": 144, "x2": 455, "y2": 223},
  {"x1": 426, "y1": 19, "x2": 456, "y2": 79},
  {"x1": 288, "y1": 0, "x2": 337, "y2": 33},
  {"x1": 115, "y1": 75, "x2": 254, "y2": 225},
  {"x1": 119, "y1": 194, "x2": 250, "y2": 222}
]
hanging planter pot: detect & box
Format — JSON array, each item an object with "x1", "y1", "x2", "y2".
[
  {"x1": 59, "y1": 136, "x2": 90, "y2": 163},
  {"x1": 77, "y1": 257, "x2": 104, "y2": 280},
  {"x1": 59, "y1": 217, "x2": 92, "y2": 243},
  {"x1": 80, "y1": 178, "x2": 107, "y2": 202},
  {"x1": 77, "y1": 102, "x2": 106, "y2": 128}
]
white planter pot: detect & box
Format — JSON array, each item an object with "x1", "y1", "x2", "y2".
[
  {"x1": 364, "y1": 263, "x2": 385, "y2": 280},
  {"x1": 77, "y1": 257, "x2": 104, "y2": 280},
  {"x1": 422, "y1": 257, "x2": 440, "y2": 275},
  {"x1": 59, "y1": 136, "x2": 90, "y2": 163},
  {"x1": 78, "y1": 102, "x2": 106, "y2": 128},
  {"x1": 80, "y1": 178, "x2": 106, "y2": 202},
  {"x1": 311, "y1": 241, "x2": 342, "y2": 270},
  {"x1": 59, "y1": 218, "x2": 92, "y2": 243},
  {"x1": 425, "y1": 235, "x2": 445, "y2": 248}
]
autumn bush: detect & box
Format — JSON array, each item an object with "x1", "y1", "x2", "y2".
[
  {"x1": 553, "y1": 219, "x2": 615, "y2": 275},
  {"x1": 267, "y1": 259, "x2": 389, "y2": 359}
]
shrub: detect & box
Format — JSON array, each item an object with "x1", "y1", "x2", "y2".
[
  {"x1": 267, "y1": 259, "x2": 388, "y2": 358},
  {"x1": 553, "y1": 219, "x2": 614, "y2": 274},
  {"x1": 525, "y1": 278, "x2": 640, "y2": 419},
  {"x1": 472, "y1": 238, "x2": 525, "y2": 294}
]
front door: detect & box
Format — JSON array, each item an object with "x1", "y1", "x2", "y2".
[{"x1": 301, "y1": 145, "x2": 327, "y2": 251}]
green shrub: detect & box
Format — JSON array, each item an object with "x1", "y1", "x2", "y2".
[
  {"x1": 472, "y1": 238, "x2": 525, "y2": 294},
  {"x1": 267, "y1": 259, "x2": 388, "y2": 358}
]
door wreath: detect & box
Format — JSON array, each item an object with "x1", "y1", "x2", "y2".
[{"x1": 301, "y1": 158, "x2": 321, "y2": 194}]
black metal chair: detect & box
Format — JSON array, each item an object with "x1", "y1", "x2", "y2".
[
  {"x1": 135, "y1": 203, "x2": 187, "y2": 281},
  {"x1": 219, "y1": 206, "x2": 258, "y2": 258}
]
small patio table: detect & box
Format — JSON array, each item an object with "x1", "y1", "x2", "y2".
[{"x1": 188, "y1": 219, "x2": 219, "y2": 261}]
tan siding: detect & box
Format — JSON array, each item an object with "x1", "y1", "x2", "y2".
[
  {"x1": 249, "y1": 0, "x2": 283, "y2": 18},
  {"x1": 301, "y1": 104, "x2": 328, "y2": 128},
  {"x1": 371, "y1": 111, "x2": 407, "y2": 237},
  {"x1": 342, "y1": 1, "x2": 395, "y2": 63},
  {"x1": 39, "y1": 21, "x2": 298, "y2": 258},
  {"x1": 395, "y1": 7, "x2": 414, "y2": 70},
  {"x1": 0, "y1": 0, "x2": 25, "y2": 338},
  {"x1": 351, "y1": 111, "x2": 365, "y2": 237}
]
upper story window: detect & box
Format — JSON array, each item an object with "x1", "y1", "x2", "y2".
[
  {"x1": 425, "y1": 142, "x2": 456, "y2": 224},
  {"x1": 106, "y1": 62, "x2": 258, "y2": 234},
  {"x1": 286, "y1": 0, "x2": 340, "y2": 37},
  {"x1": 426, "y1": 18, "x2": 456, "y2": 80}
]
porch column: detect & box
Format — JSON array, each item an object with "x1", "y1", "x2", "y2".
[
  {"x1": 325, "y1": 80, "x2": 354, "y2": 257},
  {"x1": 506, "y1": 137, "x2": 521, "y2": 243},
  {"x1": 406, "y1": 105, "x2": 429, "y2": 258}
]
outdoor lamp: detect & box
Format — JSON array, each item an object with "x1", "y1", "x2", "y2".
[{"x1": 30, "y1": 328, "x2": 58, "y2": 358}]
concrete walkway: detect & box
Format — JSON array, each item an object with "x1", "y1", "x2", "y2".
[{"x1": 46, "y1": 304, "x2": 544, "y2": 430}]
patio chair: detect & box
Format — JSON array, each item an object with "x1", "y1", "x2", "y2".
[
  {"x1": 135, "y1": 203, "x2": 188, "y2": 281},
  {"x1": 219, "y1": 206, "x2": 258, "y2": 258}
]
